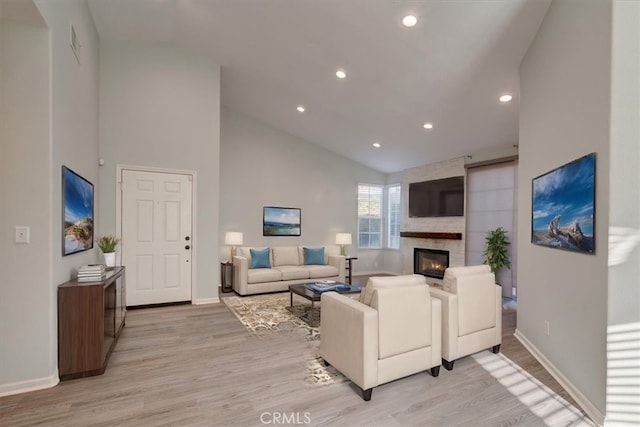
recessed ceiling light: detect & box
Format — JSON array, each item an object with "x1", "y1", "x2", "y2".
[
  {"x1": 336, "y1": 69, "x2": 347, "y2": 79},
  {"x1": 402, "y1": 15, "x2": 418, "y2": 27},
  {"x1": 499, "y1": 94, "x2": 513, "y2": 103},
  {"x1": 373, "y1": 142, "x2": 381, "y2": 148},
  {"x1": 423, "y1": 122, "x2": 433, "y2": 129},
  {"x1": 296, "y1": 105, "x2": 305, "y2": 113}
]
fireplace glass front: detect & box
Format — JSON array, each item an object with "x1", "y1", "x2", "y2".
[{"x1": 414, "y1": 248, "x2": 450, "y2": 280}]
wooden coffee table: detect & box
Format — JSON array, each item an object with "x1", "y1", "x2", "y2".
[{"x1": 289, "y1": 283, "x2": 362, "y2": 309}]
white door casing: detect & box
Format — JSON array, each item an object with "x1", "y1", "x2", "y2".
[{"x1": 121, "y1": 169, "x2": 193, "y2": 306}]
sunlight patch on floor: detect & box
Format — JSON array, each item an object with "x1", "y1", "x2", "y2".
[{"x1": 472, "y1": 352, "x2": 594, "y2": 426}]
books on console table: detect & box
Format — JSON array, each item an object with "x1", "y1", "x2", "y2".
[{"x1": 76, "y1": 264, "x2": 107, "y2": 282}]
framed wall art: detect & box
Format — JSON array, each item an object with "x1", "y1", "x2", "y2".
[
  {"x1": 263, "y1": 206, "x2": 301, "y2": 236},
  {"x1": 62, "y1": 166, "x2": 94, "y2": 256},
  {"x1": 531, "y1": 153, "x2": 596, "y2": 254}
]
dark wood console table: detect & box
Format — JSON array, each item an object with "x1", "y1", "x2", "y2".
[{"x1": 58, "y1": 266, "x2": 126, "y2": 381}]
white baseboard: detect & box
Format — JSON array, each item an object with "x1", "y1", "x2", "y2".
[
  {"x1": 192, "y1": 297, "x2": 219, "y2": 305},
  {"x1": 0, "y1": 370, "x2": 59, "y2": 397},
  {"x1": 514, "y1": 329, "x2": 605, "y2": 426}
]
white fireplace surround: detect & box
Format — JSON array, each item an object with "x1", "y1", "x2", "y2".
[{"x1": 402, "y1": 157, "x2": 466, "y2": 278}]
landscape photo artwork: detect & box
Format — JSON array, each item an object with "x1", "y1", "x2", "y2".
[
  {"x1": 263, "y1": 207, "x2": 301, "y2": 236},
  {"x1": 531, "y1": 153, "x2": 596, "y2": 254},
  {"x1": 62, "y1": 166, "x2": 94, "y2": 256}
]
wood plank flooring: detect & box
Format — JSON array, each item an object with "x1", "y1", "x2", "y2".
[{"x1": 0, "y1": 276, "x2": 588, "y2": 426}]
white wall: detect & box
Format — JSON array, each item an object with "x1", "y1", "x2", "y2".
[
  {"x1": 219, "y1": 108, "x2": 386, "y2": 273},
  {"x1": 517, "y1": 0, "x2": 611, "y2": 420},
  {"x1": 0, "y1": 4, "x2": 51, "y2": 392},
  {"x1": 1, "y1": 0, "x2": 100, "y2": 394},
  {"x1": 607, "y1": 1, "x2": 640, "y2": 424},
  {"x1": 98, "y1": 40, "x2": 221, "y2": 301}
]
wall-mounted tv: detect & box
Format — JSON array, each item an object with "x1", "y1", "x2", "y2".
[{"x1": 409, "y1": 176, "x2": 464, "y2": 217}]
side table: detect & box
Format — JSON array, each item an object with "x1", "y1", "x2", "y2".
[
  {"x1": 221, "y1": 261, "x2": 233, "y2": 293},
  {"x1": 345, "y1": 256, "x2": 358, "y2": 284}
]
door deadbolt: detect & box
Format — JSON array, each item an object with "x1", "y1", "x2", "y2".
[{"x1": 185, "y1": 236, "x2": 190, "y2": 241}]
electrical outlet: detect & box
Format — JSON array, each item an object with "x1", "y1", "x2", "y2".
[{"x1": 544, "y1": 320, "x2": 550, "y2": 336}]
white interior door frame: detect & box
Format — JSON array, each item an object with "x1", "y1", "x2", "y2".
[{"x1": 115, "y1": 164, "x2": 197, "y2": 303}]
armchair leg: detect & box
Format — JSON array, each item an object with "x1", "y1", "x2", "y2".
[
  {"x1": 360, "y1": 387, "x2": 373, "y2": 401},
  {"x1": 430, "y1": 366, "x2": 440, "y2": 377},
  {"x1": 492, "y1": 344, "x2": 501, "y2": 354},
  {"x1": 442, "y1": 359, "x2": 455, "y2": 371}
]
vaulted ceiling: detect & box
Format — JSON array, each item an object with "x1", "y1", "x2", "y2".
[{"x1": 88, "y1": 0, "x2": 551, "y2": 173}]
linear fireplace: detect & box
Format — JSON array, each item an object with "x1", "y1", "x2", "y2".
[{"x1": 414, "y1": 248, "x2": 450, "y2": 280}]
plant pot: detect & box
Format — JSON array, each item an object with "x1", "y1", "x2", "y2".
[{"x1": 103, "y1": 252, "x2": 116, "y2": 268}]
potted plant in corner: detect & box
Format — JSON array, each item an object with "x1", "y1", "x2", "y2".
[
  {"x1": 97, "y1": 235, "x2": 120, "y2": 268},
  {"x1": 483, "y1": 227, "x2": 511, "y2": 285}
]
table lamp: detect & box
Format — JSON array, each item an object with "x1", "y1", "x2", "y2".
[
  {"x1": 335, "y1": 233, "x2": 352, "y2": 256},
  {"x1": 225, "y1": 231, "x2": 243, "y2": 260}
]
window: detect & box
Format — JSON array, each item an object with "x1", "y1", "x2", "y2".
[
  {"x1": 358, "y1": 185, "x2": 383, "y2": 248},
  {"x1": 357, "y1": 184, "x2": 402, "y2": 249},
  {"x1": 387, "y1": 185, "x2": 401, "y2": 249}
]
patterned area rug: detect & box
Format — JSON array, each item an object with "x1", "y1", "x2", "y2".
[{"x1": 222, "y1": 292, "x2": 344, "y2": 385}]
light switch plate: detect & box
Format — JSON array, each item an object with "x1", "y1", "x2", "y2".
[{"x1": 15, "y1": 226, "x2": 30, "y2": 243}]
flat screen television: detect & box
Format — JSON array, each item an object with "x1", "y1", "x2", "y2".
[{"x1": 409, "y1": 176, "x2": 464, "y2": 217}]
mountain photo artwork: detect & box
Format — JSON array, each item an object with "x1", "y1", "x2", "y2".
[
  {"x1": 62, "y1": 166, "x2": 94, "y2": 256},
  {"x1": 531, "y1": 153, "x2": 596, "y2": 254}
]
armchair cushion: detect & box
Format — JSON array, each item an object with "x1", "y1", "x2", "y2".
[
  {"x1": 360, "y1": 274, "x2": 426, "y2": 306},
  {"x1": 371, "y1": 285, "x2": 432, "y2": 358}
]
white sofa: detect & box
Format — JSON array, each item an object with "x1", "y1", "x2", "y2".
[
  {"x1": 430, "y1": 265, "x2": 502, "y2": 370},
  {"x1": 232, "y1": 246, "x2": 345, "y2": 295},
  {"x1": 320, "y1": 275, "x2": 442, "y2": 401}
]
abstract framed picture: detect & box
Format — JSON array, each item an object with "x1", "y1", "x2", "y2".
[
  {"x1": 62, "y1": 166, "x2": 94, "y2": 256},
  {"x1": 263, "y1": 206, "x2": 301, "y2": 236},
  {"x1": 531, "y1": 153, "x2": 596, "y2": 254}
]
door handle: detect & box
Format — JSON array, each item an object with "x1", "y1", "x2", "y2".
[{"x1": 185, "y1": 245, "x2": 191, "y2": 250}]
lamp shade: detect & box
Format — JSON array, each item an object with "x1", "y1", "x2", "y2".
[
  {"x1": 335, "y1": 233, "x2": 352, "y2": 245},
  {"x1": 225, "y1": 231, "x2": 243, "y2": 246}
]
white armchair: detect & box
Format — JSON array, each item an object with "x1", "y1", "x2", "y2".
[
  {"x1": 320, "y1": 275, "x2": 441, "y2": 401},
  {"x1": 430, "y1": 265, "x2": 502, "y2": 371}
]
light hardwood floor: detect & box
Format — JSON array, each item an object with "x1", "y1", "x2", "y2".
[{"x1": 0, "y1": 277, "x2": 588, "y2": 426}]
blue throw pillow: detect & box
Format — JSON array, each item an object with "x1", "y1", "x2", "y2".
[
  {"x1": 303, "y1": 247, "x2": 325, "y2": 265},
  {"x1": 250, "y1": 248, "x2": 271, "y2": 269}
]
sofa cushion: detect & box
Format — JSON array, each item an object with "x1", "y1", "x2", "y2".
[
  {"x1": 274, "y1": 266, "x2": 310, "y2": 280},
  {"x1": 303, "y1": 247, "x2": 325, "y2": 265},
  {"x1": 360, "y1": 274, "x2": 427, "y2": 306},
  {"x1": 250, "y1": 248, "x2": 271, "y2": 269},
  {"x1": 238, "y1": 246, "x2": 272, "y2": 266},
  {"x1": 307, "y1": 265, "x2": 338, "y2": 279},
  {"x1": 247, "y1": 268, "x2": 282, "y2": 284},
  {"x1": 272, "y1": 246, "x2": 300, "y2": 266}
]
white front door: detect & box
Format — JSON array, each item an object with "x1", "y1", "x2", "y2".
[{"x1": 121, "y1": 169, "x2": 193, "y2": 306}]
